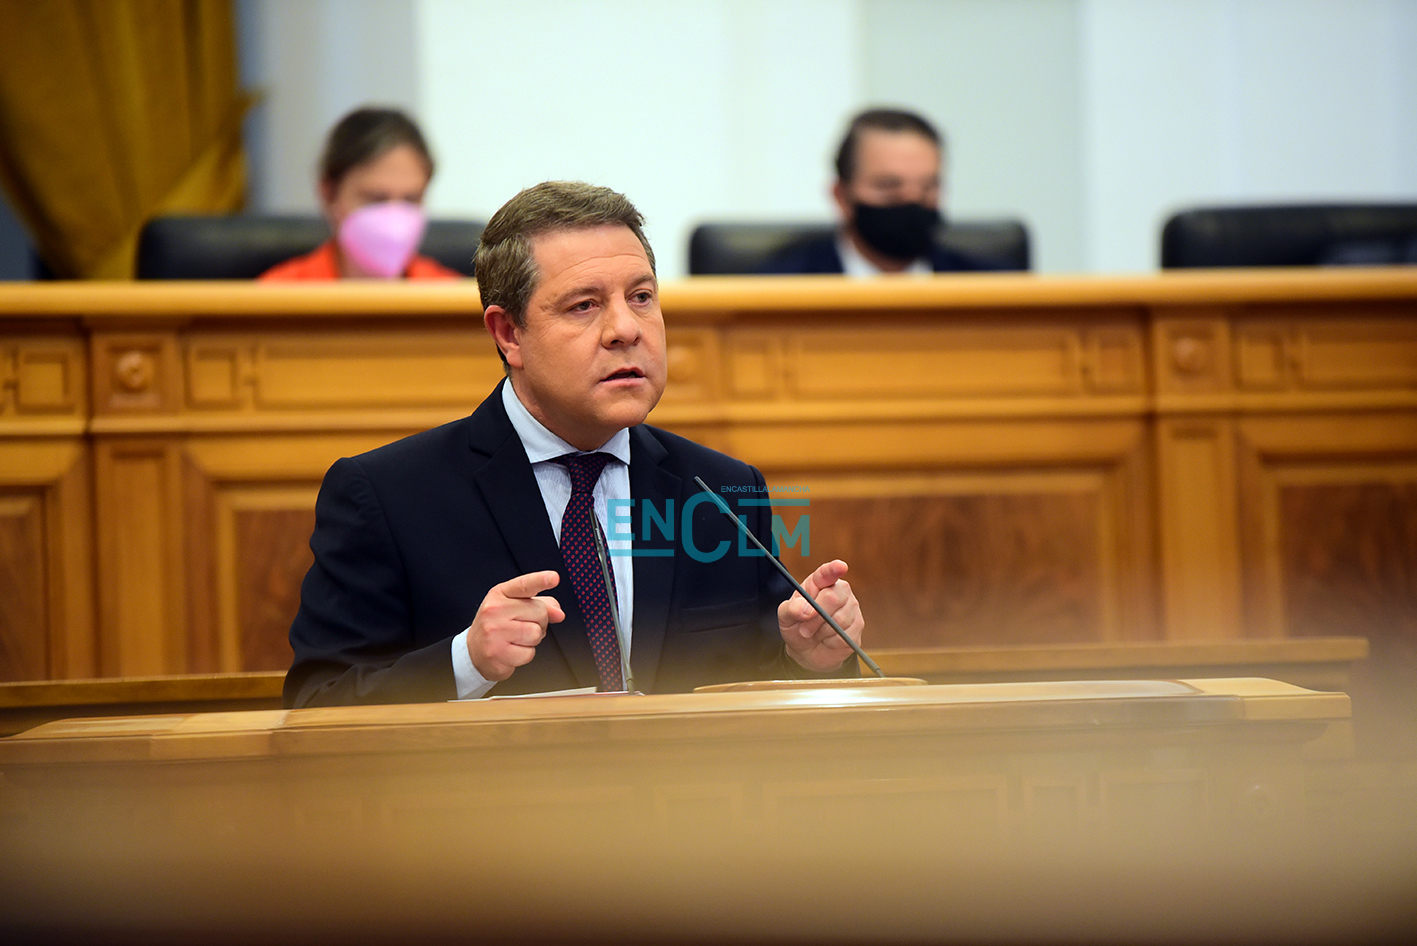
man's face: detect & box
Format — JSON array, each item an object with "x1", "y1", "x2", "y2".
[
  {"x1": 833, "y1": 128, "x2": 942, "y2": 215},
  {"x1": 320, "y1": 143, "x2": 430, "y2": 228},
  {"x1": 490, "y1": 224, "x2": 667, "y2": 451}
]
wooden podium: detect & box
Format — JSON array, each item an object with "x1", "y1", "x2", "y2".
[{"x1": 5, "y1": 678, "x2": 1409, "y2": 944}]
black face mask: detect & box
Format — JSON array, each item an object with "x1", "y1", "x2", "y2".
[{"x1": 851, "y1": 201, "x2": 942, "y2": 262}]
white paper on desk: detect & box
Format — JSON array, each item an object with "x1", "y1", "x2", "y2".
[{"x1": 456, "y1": 686, "x2": 599, "y2": 701}]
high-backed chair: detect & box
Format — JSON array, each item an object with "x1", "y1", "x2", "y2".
[
  {"x1": 687, "y1": 219, "x2": 1030, "y2": 275},
  {"x1": 1160, "y1": 204, "x2": 1417, "y2": 268},
  {"x1": 135, "y1": 214, "x2": 484, "y2": 278}
]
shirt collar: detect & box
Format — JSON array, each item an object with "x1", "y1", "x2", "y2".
[
  {"x1": 501, "y1": 379, "x2": 631, "y2": 466},
  {"x1": 837, "y1": 231, "x2": 932, "y2": 277}
]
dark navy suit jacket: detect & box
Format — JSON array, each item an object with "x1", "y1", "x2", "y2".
[
  {"x1": 285, "y1": 381, "x2": 842, "y2": 707},
  {"x1": 760, "y1": 234, "x2": 1005, "y2": 274}
]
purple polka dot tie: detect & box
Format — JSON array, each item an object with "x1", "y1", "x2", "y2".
[{"x1": 553, "y1": 452, "x2": 623, "y2": 691}]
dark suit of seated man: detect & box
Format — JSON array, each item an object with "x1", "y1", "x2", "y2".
[
  {"x1": 761, "y1": 233, "x2": 1001, "y2": 275},
  {"x1": 285, "y1": 181, "x2": 865, "y2": 707},
  {"x1": 761, "y1": 107, "x2": 1004, "y2": 276}
]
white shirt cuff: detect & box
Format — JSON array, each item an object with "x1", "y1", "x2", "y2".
[{"x1": 452, "y1": 628, "x2": 496, "y2": 699}]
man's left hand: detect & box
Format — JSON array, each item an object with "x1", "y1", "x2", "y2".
[{"x1": 777, "y1": 559, "x2": 864, "y2": 672}]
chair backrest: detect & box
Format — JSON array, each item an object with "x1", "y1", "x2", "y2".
[
  {"x1": 1160, "y1": 204, "x2": 1417, "y2": 268},
  {"x1": 687, "y1": 219, "x2": 1030, "y2": 275},
  {"x1": 136, "y1": 214, "x2": 484, "y2": 278}
]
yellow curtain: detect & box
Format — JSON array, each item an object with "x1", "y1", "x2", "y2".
[{"x1": 0, "y1": 0, "x2": 250, "y2": 279}]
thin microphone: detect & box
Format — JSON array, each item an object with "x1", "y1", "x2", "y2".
[
  {"x1": 693, "y1": 477, "x2": 885, "y2": 678},
  {"x1": 589, "y1": 507, "x2": 635, "y2": 693}
]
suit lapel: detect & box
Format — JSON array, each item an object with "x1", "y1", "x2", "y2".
[
  {"x1": 628, "y1": 426, "x2": 678, "y2": 694},
  {"x1": 467, "y1": 382, "x2": 598, "y2": 689}
]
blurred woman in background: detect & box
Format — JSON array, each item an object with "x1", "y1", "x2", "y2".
[{"x1": 259, "y1": 107, "x2": 458, "y2": 280}]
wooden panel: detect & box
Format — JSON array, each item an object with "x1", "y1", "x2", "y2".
[
  {"x1": 185, "y1": 344, "x2": 244, "y2": 408},
  {"x1": 1152, "y1": 310, "x2": 1232, "y2": 395},
  {"x1": 1, "y1": 337, "x2": 87, "y2": 446},
  {"x1": 652, "y1": 327, "x2": 720, "y2": 407},
  {"x1": 182, "y1": 451, "x2": 220, "y2": 672},
  {"x1": 1235, "y1": 323, "x2": 1292, "y2": 390},
  {"x1": 0, "y1": 440, "x2": 94, "y2": 680},
  {"x1": 1, "y1": 337, "x2": 85, "y2": 417},
  {"x1": 1277, "y1": 475, "x2": 1417, "y2": 755},
  {"x1": 180, "y1": 471, "x2": 315, "y2": 673},
  {"x1": 94, "y1": 440, "x2": 185, "y2": 675},
  {"x1": 1235, "y1": 411, "x2": 1417, "y2": 607},
  {"x1": 229, "y1": 498, "x2": 314, "y2": 672},
  {"x1": 774, "y1": 473, "x2": 1110, "y2": 647},
  {"x1": 730, "y1": 417, "x2": 1150, "y2": 468},
  {"x1": 181, "y1": 435, "x2": 389, "y2": 674},
  {"x1": 1296, "y1": 319, "x2": 1417, "y2": 389},
  {"x1": 1156, "y1": 419, "x2": 1242, "y2": 639},
  {"x1": 180, "y1": 329, "x2": 503, "y2": 412},
  {"x1": 718, "y1": 318, "x2": 1145, "y2": 408},
  {"x1": 722, "y1": 333, "x2": 784, "y2": 399},
  {"x1": 1233, "y1": 411, "x2": 1417, "y2": 756},
  {"x1": 0, "y1": 493, "x2": 46, "y2": 679},
  {"x1": 1259, "y1": 469, "x2": 1417, "y2": 641},
  {"x1": 759, "y1": 417, "x2": 1155, "y2": 647},
  {"x1": 1220, "y1": 305, "x2": 1417, "y2": 414},
  {"x1": 14, "y1": 346, "x2": 80, "y2": 412},
  {"x1": 90, "y1": 331, "x2": 180, "y2": 415},
  {"x1": 106, "y1": 447, "x2": 177, "y2": 672},
  {"x1": 786, "y1": 325, "x2": 1085, "y2": 399},
  {"x1": 1084, "y1": 325, "x2": 1146, "y2": 392},
  {"x1": 251, "y1": 331, "x2": 496, "y2": 408}
]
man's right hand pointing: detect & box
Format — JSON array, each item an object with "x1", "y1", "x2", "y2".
[{"x1": 467, "y1": 570, "x2": 564, "y2": 681}]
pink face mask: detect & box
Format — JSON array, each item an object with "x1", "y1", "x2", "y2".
[{"x1": 336, "y1": 201, "x2": 428, "y2": 278}]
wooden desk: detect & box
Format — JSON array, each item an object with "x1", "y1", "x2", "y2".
[
  {"x1": 7, "y1": 678, "x2": 1406, "y2": 944},
  {"x1": 2, "y1": 273, "x2": 1415, "y2": 690},
  {"x1": 0, "y1": 638, "x2": 1366, "y2": 739},
  {"x1": 875, "y1": 635, "x2": 1370, "y2": 690},
  {"x1": 0, "y1": 670, "x2": 285, "y2": 737}
]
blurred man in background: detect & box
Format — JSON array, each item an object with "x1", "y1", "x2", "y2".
[{"x1": 763, "y1": 107, "x2": 1002, "y2": 276}]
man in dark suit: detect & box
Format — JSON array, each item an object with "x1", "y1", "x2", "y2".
[
  {"x1": 285, "y1": 181, "x2": 864, "y2": 707},
  {"x1": 762, "y1": 107, "x2": 1003, "y2": 275}
]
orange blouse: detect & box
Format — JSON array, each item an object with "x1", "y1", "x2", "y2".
[{"x1": 257, "y1": 241, "x2": 461, "y2": 281}]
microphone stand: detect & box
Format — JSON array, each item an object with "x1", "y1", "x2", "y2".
[{"x1": 693, "y1": 477, "x2": 885, "y2": 678}]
